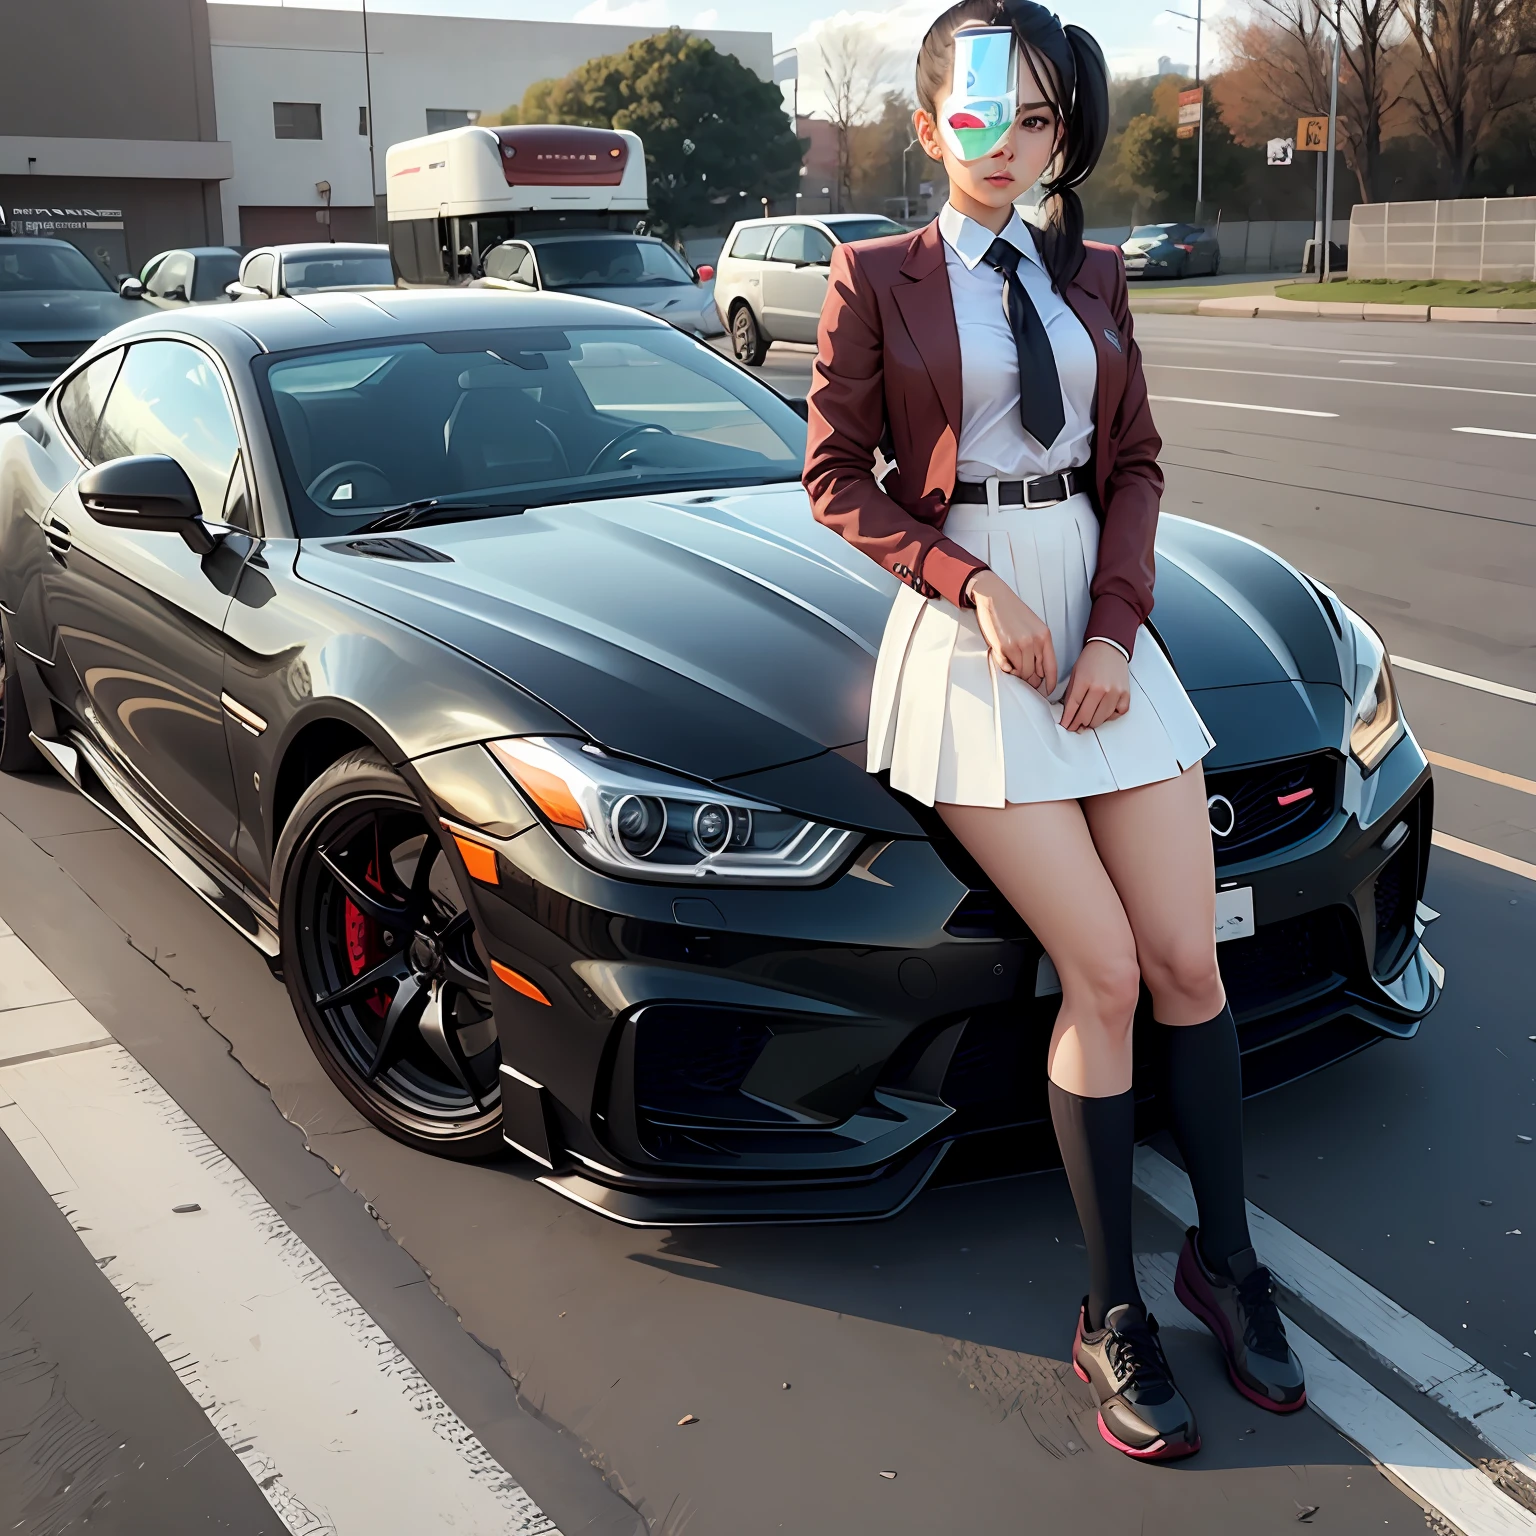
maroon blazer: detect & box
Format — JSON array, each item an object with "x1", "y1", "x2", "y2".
[{"x1": 802, "y1": 218, "x2": 1163, "y2": 657}]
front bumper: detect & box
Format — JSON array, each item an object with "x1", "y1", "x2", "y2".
[{"x1": 419, "y1": 728, "x2": 1440, "y2": 1225}]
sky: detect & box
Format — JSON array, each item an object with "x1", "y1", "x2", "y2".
[{"x1": 215, "y1": 0, "x2": 1228, "y2": 113}]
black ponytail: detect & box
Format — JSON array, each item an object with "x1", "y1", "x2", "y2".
[
  {"x1": 917, "y1": 1, "x2": 1110, "y2": 291},
  {"x1": 999, "y1": 0, "x2": 1109, "y2": 289}
]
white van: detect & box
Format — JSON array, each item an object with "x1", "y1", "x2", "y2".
[{"x1": 385, "y1": 124, "x2": 649, "y2": 286}]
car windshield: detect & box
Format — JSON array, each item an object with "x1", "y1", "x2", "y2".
[
  {"x1": 533, "y1": 238, "x2": 694, "y2": 290},
  {"x1": 829, "y1": 218, "x2": 909, "y2": 243},
  {"x1": 280, "y1": 252, "x2": 395, "y2": 293},
  {"x1": 1130, "y1": 225, "x2": 1173, "y2": 238},
  {"x1": 0, "y1": 243, "x2": 111, "y2": 293},
  {"x1": 192, "y1": 253, "x2": 241, "y2": 301},
  {"x1": 257, "y1": 322, "x2": 808, "y2": 537}
]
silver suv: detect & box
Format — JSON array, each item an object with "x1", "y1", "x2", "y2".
[{"x1": 713, "y1": 214, "x2": 909, "y2": 365}]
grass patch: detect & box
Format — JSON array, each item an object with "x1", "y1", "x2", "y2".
[{"x1": 1273, "y1": 277, "x2": 1536, "y2": 308}]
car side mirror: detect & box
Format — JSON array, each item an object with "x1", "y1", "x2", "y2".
[
  {"x1": 78, "y1": 455, "x2": 217, "y2": 555},
  {"x1": 167, "y1": 285, "x2": 188, "y2": 302},
  {"x1": 119, "y1": 277, "x2": 145, "y2": 300},
  {"x1": 695, "y1": 263, "x2": 715, "y2": 282}
]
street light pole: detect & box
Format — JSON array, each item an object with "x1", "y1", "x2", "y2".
[
  {"x1": 1194, "y1": 0, "x2": 1204, "y2": 223},
  {"x1": 361, "y1": 0, "x2": 378, "y2": 238},
  {"x1": 1322, "y1": 0, "x2": 1341, "y2": 281},
  {"x1": 903, "y1": 138, "x2": 922, "y2": 222}
]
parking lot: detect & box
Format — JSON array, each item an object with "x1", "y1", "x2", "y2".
[{"x1": 2, "y1": 314, "x2": 1534, "y2": 1535}]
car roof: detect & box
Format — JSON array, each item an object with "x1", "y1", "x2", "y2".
[
  {"x1": 114, "y1": 286, "x2": 675, "y2": 355},
  {"x1": 0, "y1": 236, "x2": 91, "y2": 249},
  {"x1": 249, "y1": 243, "x2": 389, "y2": 260},
  {"x1": 522, "y1": 231, "x2": 666, "y2": 244}
]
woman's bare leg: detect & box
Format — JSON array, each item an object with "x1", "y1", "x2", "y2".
[
  {"x1": 937, "y1": 798, "x2": 1140, "y2": 1095},
  {"x1": 1081, "y1": 765, "x2": 1225, "y2": 1027},
  {"x1": 1083, "y1": 764, "x2": 1252, "y2": 1270}
]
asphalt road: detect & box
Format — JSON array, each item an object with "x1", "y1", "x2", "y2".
[{"x1": 2, "y1": 316, "x2": 1534, "y2": 1534}]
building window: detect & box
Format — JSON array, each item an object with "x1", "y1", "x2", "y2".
[
  {"x1": 358, "y1": 106, "x2": 368, "y2": 136},
  {"x1": 274, "y1": 102, "x2": 322, "y2": 140},
  {"x1": 426, "y1": 109, "x2": 478, "y2": 133}
]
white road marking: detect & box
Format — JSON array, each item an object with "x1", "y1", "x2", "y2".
[
  {"x1": 0, "y1": 952, "x2": 557, "y2": 1536},
  {"x1": 1135, "y1": 1148, "x2": 1536, "y2": 1495},
  {"x1": 1390, "y1": 656, "x2": 1536, "y2": 706},
  {"x1": 1341, "y1": 358, "x2": 1398, "y2": 365},
  {"x1": 1149, "y1": 394, "x2": 1338, "y2": 418},
  {"x1": 1144, "y1": 335, "x2": 1536, "y2": 368},
  {"x1": 1432, "y1": 831, "x2": 1536, "y2": 883},
  {"x1": 1148, "y1": 362, "x2": 1536, "y2": 402},
  {"x1": 1454, "y1": 426, "x2": 1536, "y2": 441},
  {"x1": 1425, "y1": 751, "x2": 1536, "y2": 797},
  {"x1": 1137, "y1": 1252, "x2": 1536, "y2": 1536}
]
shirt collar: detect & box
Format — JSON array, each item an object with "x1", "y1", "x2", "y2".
[{"x1": 938, "y1": 203, "x2": 1043, "y2": 273}]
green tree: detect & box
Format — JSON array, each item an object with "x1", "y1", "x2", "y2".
[
  {"x1": 504, "y1": 30, "x2": 805, "y2": 237},
  {"x1": 1115, "y1": 81, "x2": 1251, "y2": 221}
]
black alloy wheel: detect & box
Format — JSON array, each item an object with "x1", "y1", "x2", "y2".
[
  {"x1": 0, "y1": 613, "x2": 46, "y2": 773},
  {"x1": 731, "y1": 302, "x2": 769, "y2": 367},
  {"x1": 277, "y1": 750, "x2": 504, "y2": 1157}
]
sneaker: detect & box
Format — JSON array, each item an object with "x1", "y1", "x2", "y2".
[
  {"x1": 1072, "y1": 1299, "x2": 1200, "y2": 1460},
  {"x1": 1174, "y1": 1227, "x2": 1306, "y2": 1412}
]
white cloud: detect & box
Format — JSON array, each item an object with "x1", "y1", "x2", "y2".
[
  {"x1": 573, "y1": 0, "x2": 668, "y2": 22},
  {"x1": 692, "y1": 6, "x2": 720, "y2": 20}
]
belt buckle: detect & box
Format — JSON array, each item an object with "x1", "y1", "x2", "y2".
[{"x1": 1022, "y1": 475, "x2": 1054, "y2": 510}]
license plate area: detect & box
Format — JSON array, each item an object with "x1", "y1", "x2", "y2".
[{"x1": 1215, "y1": 885, "x2": 1254, "y2": 943}]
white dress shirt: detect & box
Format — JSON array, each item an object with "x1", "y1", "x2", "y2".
[{"x1": 938, "y1": 202, "x2": 1097, "y2": 483}]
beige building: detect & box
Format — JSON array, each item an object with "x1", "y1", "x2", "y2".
[{"x1": 209, "y1": 5, "x2": 775, "y2": 247}]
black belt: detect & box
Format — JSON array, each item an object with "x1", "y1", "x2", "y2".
[{"x1": 950, "y1": 470, "x2": 1082, "y2": 508}]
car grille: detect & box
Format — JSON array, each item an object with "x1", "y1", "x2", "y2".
[
  {"x1": 1371, "y1": 781, "x2": 1431, "y2": 977},
  {"x1": 1220, "y1": 907, "x2": 1356, "y2": 1030},
  {"x1": 1204, "y1": 751, "x2": 1339, "y2": 864},
  {"x1": 14, "y1": 340, "x2": 89, "y2": 362},
  {"x1": 633, "y1": 1005, "x2": 783, "y2": 1126}
]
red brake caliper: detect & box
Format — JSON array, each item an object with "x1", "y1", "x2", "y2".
[{"x1": 343, "y1": 857, "x2": 391, "y2": 1018}]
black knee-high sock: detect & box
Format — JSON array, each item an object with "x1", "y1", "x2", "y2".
[
  {"x1": 1047, "y1": 1080, "x2": 1140, "y2": 1331},
  {"x1": 1163, "y1": 1003, "x2": 1252, "y2": 1276}
]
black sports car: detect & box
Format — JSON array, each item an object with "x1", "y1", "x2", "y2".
[{"x1": 0, "y1": 289, "x2": 1440, "y2": 1224}]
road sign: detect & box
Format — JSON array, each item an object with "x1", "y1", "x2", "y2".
[
  {"x1": 1267, "y1": 136, "x2": 1295, "y2": 165},
  {"x1": 1298, "y1": 115, "x2": 1329, "y2": 151},
  {"x1": 1178, "y1": 87, "x2": 1203, "y2": 128},
  {"x1": 1177, "y1": 125, "x2": 1195, "y2": 139}
]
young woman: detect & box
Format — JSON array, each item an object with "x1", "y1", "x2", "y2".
[{"x1": 803, "y1": 0, "x2": 1306, "y2": 1461}]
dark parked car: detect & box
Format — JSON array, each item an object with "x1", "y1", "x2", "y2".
[
  {"x1": 0, "y1": 236, "x2": 141, "y2": 403},
  {"x1": 227, "y1": 243, "x2": 395, "y2": 301},
  {"x1": 0, "y1": 289, "x2": 1440, "y2": 1225},
  {"x1": 122, "y1": 246, "x2": 242, "y2": 308},
  {"x1": 1121, "y1": 222, "x2": 1221, "y2": 279}
]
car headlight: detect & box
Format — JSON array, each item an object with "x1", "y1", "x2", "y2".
[
  {"x1": 487, "y1": 736, "x2": 858, "y2": 884},
  {"x1": 1343, "y1": 609, "x2": 1403, "y2": 772}
]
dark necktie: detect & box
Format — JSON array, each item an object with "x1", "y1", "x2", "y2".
[{"x1": 982, "y1": 237, "x2": 1065, "y2": 451}]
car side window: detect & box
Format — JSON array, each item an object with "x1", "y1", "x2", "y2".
[
  {"x1": 56, "y1": 350, "x2": 124, "y2": 461},
  {"x1": 93, "y1": 341, "x2": 242, "y2": 520},
  {"x1": 768, "y1": 224, "x2": 832, "y2": 266},
  {"x1": 147, "y1": 252, "x2": 192, "y2": 300},
  {"x1": 729, "y1": 225, "x2": 774, "y2": 261},
  {"x1": 242, "y1": 252, "x2": 276, "y2": 296},
  {"x1": 485, "y1": 243, "x2": 535, "y2": 286}
]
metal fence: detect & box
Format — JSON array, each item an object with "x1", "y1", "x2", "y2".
[
  {"x1": 1348, "y1": 198, "x2": 1536, "y2": 281},
  {"x1": 1085, "y1": 220, "x2": 1316, "y2": 274}
]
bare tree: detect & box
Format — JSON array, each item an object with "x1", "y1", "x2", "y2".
[
  {"x1": 1225, "y1": 0, "x2": 1408, "y2": 201},
  {"x1": 1395, "y1": 0, "x2": 1536, "y2": 193},
  {"x1": 814, "y1": 25, "x2": 895, "y2": 212}
]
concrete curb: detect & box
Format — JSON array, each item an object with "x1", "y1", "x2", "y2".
[{"x1": 1189, "y1": 293, "x2": 1536, "y2": 323}]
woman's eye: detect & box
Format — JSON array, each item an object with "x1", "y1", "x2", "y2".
[{"x1": 1020, "y1": 114, "x2": 1054, "y2": 132}]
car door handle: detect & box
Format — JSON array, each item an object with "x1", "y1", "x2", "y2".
[{"x1": 44, "y1": 515, "x2": 73, "y2": 564}]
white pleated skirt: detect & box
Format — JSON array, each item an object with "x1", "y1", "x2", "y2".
[{"x1": 867, "y1": 491, "x2": 1214, "y2": 808}]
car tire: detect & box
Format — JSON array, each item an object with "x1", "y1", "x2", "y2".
[
  {"x1": 1210, "y1": 253, "x2": 1221, "y2": 276},
  {"x1": 731, "y1": 303, "x2": 769, "y2": 367},
  {"x1": 276, "y1": 748, "x2": 505, "y2": 1160},
  {"x1": 0, "y1": 613, "x2": 46, "y2": 773}
]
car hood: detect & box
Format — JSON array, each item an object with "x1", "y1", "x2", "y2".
[
  {"x1": 0, "y1": 288, "x2": 140, "y2": 339},
  {"x1": 296, "y1": 491, "x2": 1348, "y2": 817},
  {"x1": 554, "y1": 284, "x2": 708, "y2": 319}
]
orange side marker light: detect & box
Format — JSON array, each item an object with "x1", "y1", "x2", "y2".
[
  {"x1": 490, "y1": 960, "x2": 551, "y2": 1006},
  {"x1": 449, "y1": 831, "x2": 499, "y2": 885}
]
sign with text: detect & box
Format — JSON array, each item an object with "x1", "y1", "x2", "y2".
[
  {"x1": 1267, "y1": 136, "x2": 1295, "y2": 165},
  {"x1": 1178, "y1": 87, "x2": 1203, "y2": 127},
  {"x1": 1298, "y1": 115, "x2": 1329, "y2": 151}
]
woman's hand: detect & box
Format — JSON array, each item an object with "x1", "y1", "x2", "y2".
[
  {"x1": 968, "y1": 570, "x2": 1057, "y2": 695},
  {"x1": 1059, "y1": 639, "x2": 1131, "y2": 732}
]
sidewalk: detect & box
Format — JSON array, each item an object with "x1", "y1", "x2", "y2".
[{"x1": 1183, "y1": 292, "x2": 1536, "y2": 324}]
